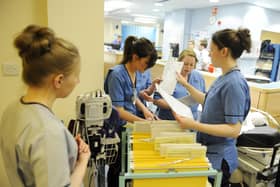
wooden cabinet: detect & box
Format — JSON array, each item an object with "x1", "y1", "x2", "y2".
[{"x1": 249, "y1": 82, "x2": 280, "y2": 124}]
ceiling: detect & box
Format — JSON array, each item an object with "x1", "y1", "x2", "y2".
[{"x1": 104, "y1": 0, "x2": 280, "y2": 23}]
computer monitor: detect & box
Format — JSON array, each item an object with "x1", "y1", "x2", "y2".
[{"x1": 104, "y1": 43, "x2": 121, "y2": 50}]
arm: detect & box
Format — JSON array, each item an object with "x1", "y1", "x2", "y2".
[
  {"x1": 173, "y1": 113, "x2": 241, "y2": 138},
  {"x1": 139, "y1": 78, "x2": 162, "y2": 102},
  {"x1": 176, "y1": 72, "x2": 205, "y2": 104},
  {"x1": 144, "y1": 78, "x2": 161, "y2": 95},
  {"x1": 115, "y1": 106, "x2": 145, "y2": 122},
  {"x1": 71, "y1": 135, "x2": 91, "y2": 187},
  {"x1": 153, "y1": 98, "x2": 170, "y2": 109}
]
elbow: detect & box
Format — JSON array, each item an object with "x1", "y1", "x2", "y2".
[
  {"x1": 231, "y1": 123, "x2": 242, "y2": 138},
  {"x1": 231, "y1": 132, "x2": 240, "y2": 139}
]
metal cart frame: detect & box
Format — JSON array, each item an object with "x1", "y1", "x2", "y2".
[{"x1": 119, "y1": 131, "x2": 222, "y2": 187}]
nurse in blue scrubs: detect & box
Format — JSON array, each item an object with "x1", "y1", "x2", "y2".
[
  {"x1": 153, "y1": 49, "x2": 205, "y2": 120},
  {"x1": 104, "y1": 36, "x2": 157, "y2": 187},
  {"x1": 174, "y1": 28, "x2": 252, "y2": 187},
  {"x1": 104, "y1": 36, "x2": 158, "y2": 125}
]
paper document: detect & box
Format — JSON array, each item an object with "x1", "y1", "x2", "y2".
[
  {"x1": 159, "y1": 61, "x2": 183, "y2": 95},
  {"x1": 156, "y1": 84, "x2": 193, "y2": 119},
  {"x1": 178, "y1": 95, "x2": 197, "y2": 107}
]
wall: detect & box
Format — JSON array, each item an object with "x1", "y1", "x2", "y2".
[
  {"x1": 104, "y1": 18, "x2": 164, "y2": 50},
  {"x1": 161, "y1": 3, "x2": 280, "y2": 75},
  {"x1": 47, "y1": 0, "x2": 104, "y2": 123},
  {"x1": 0, "y1": 1, "x2": 47, "y2": 185},
  {"x1": 162, "y1": 9, "x2": 191, "y2": 60},
  {"x1": 104, "y1": 18, "x2": 122, "y2": 43},
  {"x1": 189, "y1": 3, "x2": 280, "y2": 75},
  {"x1": 0, "y1": 0, "x2": 47, "y2": 120},
  {"x1": 190, "y1": 3, "x2": 280, "y2": 41}
]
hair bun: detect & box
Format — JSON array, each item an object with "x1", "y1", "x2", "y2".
[
  {"x1": 237, "y1": 28, "x2": 251, "y2": 53},
  {"x1": 237, "y1": 28, "x2": 250, "y2": 40},
  {"x1": 14, "y1": 25, "x2": 55, "y2": 58}
]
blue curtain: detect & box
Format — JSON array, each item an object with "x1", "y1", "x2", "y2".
[{"x1": 121, "y1": 25, "x2": 156, "y2": 46}]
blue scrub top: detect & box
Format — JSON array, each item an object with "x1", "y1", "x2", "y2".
[
  {"x1": 154, "y1": 70, "x2": 205, "y2": 120},
  {"x1": 104, "y1": 64, "x2": 143, "y2": 125},
  {"x1": 198, "y1": 69, "x2": 250, "y2": 173}
]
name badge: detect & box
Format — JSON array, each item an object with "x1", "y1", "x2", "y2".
[{"x1": 132, "y1": 88, "x2": 137, "y2": 105}]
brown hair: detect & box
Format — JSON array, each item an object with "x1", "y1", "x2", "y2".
[
  {"x1": 178, "y1": 49, "x2": 198, "y2": 63},
  {"x1": 121, "y1": 36, "x2": 157, "y2": 69},
  {"x1": 200, "y1": 39, "x2": 208, "y2": 48},
  {"x1": 14, "y1": 25, "x2": 80, "y2": 87},
  {"x1": 212, "y1": 28, "x2": 252, "y2": 59}
]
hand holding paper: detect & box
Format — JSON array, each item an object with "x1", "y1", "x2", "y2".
[{"x1": 156, "y1": 84, "x2": 193, "y2": 119}]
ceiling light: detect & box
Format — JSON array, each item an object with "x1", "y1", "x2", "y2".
[
  {"x1": 121, "y1": 20, "x2": 131, "y2": 24},
  {"x1": 209, "y1": 0, "x2": 219, "y2": 2},
  {"x1": 154, "y1": 3, "x2": 163, "y2": 7},
  {"x1": 134, "y1": 17, "x2": 157, "y2": 24},
  {"x1": 125, "y1": 9, "x2": 131, "y2": 13},
  {"x1": 104, "y1": 0, "x2": 132, "y2": 12},
  {"x1": 131, "y1": 14, "x2": 159, "y2": 19}
]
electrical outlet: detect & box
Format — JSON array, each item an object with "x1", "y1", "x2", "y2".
[{"x1": 2, "y1": 63, "x2": 20, "y2": 76}]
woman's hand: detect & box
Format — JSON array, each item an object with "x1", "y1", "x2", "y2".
[
  {"x1": 176, "y1": 72, "x2": 187, "y2": 87},
  {"x1": 75, "y1": 134, "x2": 91, "y2": 163},
  {"x1": 143, "y1": 108, "x2": 158, "y2": 120},
  {"x1": 172, "y1": 111, "x2": 195, "y2": 129},
  {"x1": 151, "y1": 78, "x2": 162, "y2": 89},
  {"x1": 139, "y1": 90, "x2": 154, "y2": 102},
  {"x1": 140, "y1": 78, "x2": 162, "y2": 100}
]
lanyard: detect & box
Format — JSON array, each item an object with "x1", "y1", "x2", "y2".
[{"x1": 124, "y1": 64, "x2": 137, "y2": 105}]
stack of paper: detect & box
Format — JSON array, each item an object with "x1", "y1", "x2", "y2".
[
  {"x1": 133, "y1": 121, "x2": 152, "y2": 133},
  {"x1": 158, "y1": 132, "x2": 195, "y2": 137},
  {"x1": 159, "y1": 143, "x2": 207, "y2": 158},
  {"x1": 154, "y1": 133, "x2": 196, "y2": 151},
  {"x1": 150, "y1": 123, "x2": 185, "y2": 138}
]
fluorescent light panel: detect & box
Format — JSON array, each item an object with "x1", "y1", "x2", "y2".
[
  {"x1": 154, "y1": 3, "x2": 164, "y2": 7},
  {"x1": 131, "y1": 14, "x2": 159, "y2": 19},
  {"x1": 104, "y1": 0, "x2": 132, "y2": 12},
  {"x1": 134, "y1": 17, "x2": 157, "y2": 24}
]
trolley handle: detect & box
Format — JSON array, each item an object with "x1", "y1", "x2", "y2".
[{"x1": 270, "y1": 142, "x2": 280, "y2": 168}]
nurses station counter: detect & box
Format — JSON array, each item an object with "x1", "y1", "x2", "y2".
[
  {"x1": 104, "y1": 50, "x2": 123, "y2": 77},
  {"x1": 199, "y1": 71, "x2": 280, "y2": 124}
]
